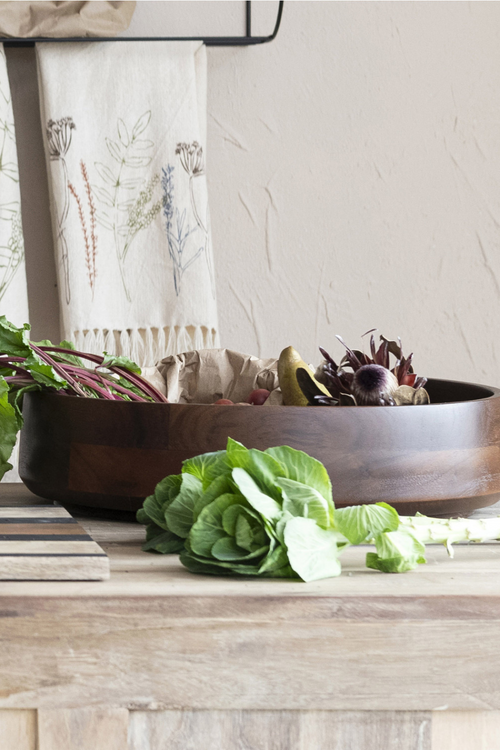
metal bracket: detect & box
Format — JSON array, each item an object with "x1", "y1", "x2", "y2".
[{"x1": 2, "y1": 1, "x2": 284, "y2": 48}]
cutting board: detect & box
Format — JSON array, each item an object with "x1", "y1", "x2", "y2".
[{"x1": 0, "y1": 505, "x2": 109, "y2": 580}]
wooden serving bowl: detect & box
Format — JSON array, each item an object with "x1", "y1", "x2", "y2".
[{"x1": 19, "y1": 378, "x2": 500, "y2": 516}]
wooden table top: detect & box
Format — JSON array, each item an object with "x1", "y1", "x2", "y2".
[
  {"x1": 0, "y1": 483, "x2": 499, "y2": 600},
  {"x1": 2, "y1": 483, "x2": 500, "y2": 712}
]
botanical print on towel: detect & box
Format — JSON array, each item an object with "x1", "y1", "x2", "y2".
[
  {"x1": 93, "y1": 111, "x2": 163, "y2": 302},
  {"x1": 0, "y1": 48, "x2": 24, "y2": 304},
  {"x1": 162, "y1": 141, "x2": 215, "y2": 298},
  {"x1": 46, "y1": 116, "x2": 75, "y2": 304},
  {"x1": 0, "y1": 211, "x2": 23, "y2": 304},
  {"x1": 36, "y1": 41, "x2": 220, "y2": 367},
  {"x1": 68, "y1": 160, "x2": 98, "y2": 299}
]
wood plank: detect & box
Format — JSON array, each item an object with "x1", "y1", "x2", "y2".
[
  {"x1": 128, "y1": 710, "x2": 431, "y2": 750},
  {"x1": 0, "y1": 592, "x2": 500, "y2": 711},
  {"x1": 431, "y1": 711, "x2": 500, "y2": 749},
  {"x1": 0, "y1": 544, "x2": 500, "y2": 604},
  {"x1": 0, "y1": 556, "x2": 109, "y2": 580},
  {"x1": 0, "y1": 540, "x2": 105, "y2": 554},
  {"x1": 0, "y1": 523, "x2": 87, "y2": 536},
  {"x1": 38, "y1": 708, "x2": 129, "y2": 750},
  {"x1": 0, "y1": 506, "x2": 69, "y2": 518},
  {"x1": 1, "y1": 487, "x2": 500, "y2": 712},
  {"x1": 0, "y1": 484, "x2": 48, "y2": 506},
  {"x1": 3, "y1": 541, "x2": 500, "y2": 599},
  {"x1": 0, "y1": 506, "x2": 109, "y2": 580},
  {"x1": 0, "y1": 710, "x2": 37, "y2": 750}
]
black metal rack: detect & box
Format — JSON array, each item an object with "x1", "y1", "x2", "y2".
[{"x1": 2, "y1": 1, "x2": 284, "y2": 47}]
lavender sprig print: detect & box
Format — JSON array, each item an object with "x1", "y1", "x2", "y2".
[
  {"x1": 68, "y1": 160, "x2": 98, "y2": 299},
  {"x1": 93, "y1": 111, "x2": 161, "y2": 302},
  {"x1": 161, "y1": 165, "x2": 201, "y2": 296},
  {"x1": 125, "y1": 173, "x2": 163, "y2": 262},
  {"x1": 175, "y1": 141, "x2": 215, "y2": 298},
  {"x1": 46, "y1": 117, "x2": 76, "y2": 305}
]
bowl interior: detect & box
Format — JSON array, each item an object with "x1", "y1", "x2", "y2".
[{"x1": 425, "y1": 379, "x2": 495, "y2": 403}]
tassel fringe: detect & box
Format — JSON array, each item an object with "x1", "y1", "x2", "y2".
[{"x1": 71, "y1": 326, "x2": 220, "y2": 368}]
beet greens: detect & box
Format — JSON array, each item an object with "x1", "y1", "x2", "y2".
[{"x1": 0, "y1": 317, "x2": 167, "y2": 480}]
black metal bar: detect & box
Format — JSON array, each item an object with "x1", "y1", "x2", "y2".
[
  {"x1": 1, "y1": 1, "x2": 283, "y2": 48},
  {"x1": 246, "y1": 0, "x2": 252, "y2": 38}
]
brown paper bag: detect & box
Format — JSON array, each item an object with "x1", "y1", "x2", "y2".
[
  {"x1": 157, "y1": 349, "x2": 281, "y2": 405},
  {"x1": 0, "y1": 1, "x2": 136, "y2": 38}
]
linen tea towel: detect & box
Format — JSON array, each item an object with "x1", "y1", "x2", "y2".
[
  {"x1": 37, "y1": 41, "x2": 219, "y2": 367},
  {"x1": 0, "y1": 45, "x2": 30, "y2": 482}
]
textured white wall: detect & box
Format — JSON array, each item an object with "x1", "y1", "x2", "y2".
[{"x1": 7, "y1": 1, "x2": 500, "y2": 385}]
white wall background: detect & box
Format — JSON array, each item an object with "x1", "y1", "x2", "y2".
[{"x1": 6, "y1": 1, "x2": 500, "y2": 385}]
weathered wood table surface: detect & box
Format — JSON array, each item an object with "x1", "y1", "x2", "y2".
[{"x1": 1, "y1": 484, "x2": 500, "y2": 750}]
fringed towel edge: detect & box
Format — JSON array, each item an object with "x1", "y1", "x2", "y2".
[{"x1": 71, "y1": 325, "x2": 220, "y2": 368}]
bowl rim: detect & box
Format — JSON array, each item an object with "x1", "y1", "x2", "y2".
[{"x1": 24, "y1": 376, "x2": 500, "y2": 408}]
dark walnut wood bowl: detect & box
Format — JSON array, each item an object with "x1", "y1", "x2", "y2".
[{"x1": 19, "y1": 378, "x2": 500, "y2": 516}]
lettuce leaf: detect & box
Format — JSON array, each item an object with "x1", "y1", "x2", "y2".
[
  {"x1": 366, "y1": 529, "x2": 426, "y2": 573},
  {"x1": 284, "y1": 516, "x2": 341, "y2": 582},
  {"x1": 334, "y1": 502, "x2": 399, "y2": 545},
  {"x1": 0, "y1": 376, "x2": 19, "y2": 479},
  {"x1": 165, "y1": 473, "x2": 203, "y2": 538},
  {"x1": 277, "y1": 477, "x2": 331, "y2": 529}
]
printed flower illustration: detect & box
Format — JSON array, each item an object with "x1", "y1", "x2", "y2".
[
  {"x1": 46, "y1": 117, "x2": 76, "y2": 304},
  {"x1": 93, "y1": 111, "x2": 162, "y2": 302},
  {"x1": 0, "y1": 210, "x2": 24, "y2": 303},
  {"x1": 68, "y1": 160, "x2": 98, "y2": 299},
  {"x1": 175, "y1": 141, "x2": 215, "y2": 298},
  {"x1": 162, "y1": 164, "x2": 200, "y2": 296},
  {"x1": 175, "y1": 141, "x2": 204, "y2": 177},
  {"x1": 46, "y1": 117, "x2": 75, "y2": 160}
]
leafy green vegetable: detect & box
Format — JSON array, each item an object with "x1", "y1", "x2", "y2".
[
  {"x1": 0, "y1": 377, "x2": 19, "y2": 477},
  {"x1": 277, "y1": 477, "x2": 330, "y2": 529},
  {"x1": 366, "y1": 530, "x2": 426, "y2": 573},
  {"x1": 232, "y1": 467, "x2": 282, "y2": 522},
  {"x1": 334, "y1": 502, "x2": 399, "y2": 545},
  {"x1": 137, "y1": 439, "x2": 500, "y2": 582},
  {"x1": 226, "y1": 438, "x2": 285, "y2": 501},
  {"x1": 265, "y1": 445, "x2": 332, "y2": 503},
  {"x1": 142, "y1": 474, "x2": 182, "y2": 529},
  {"x1": 23, "y1": 352, "x2": 67, "y2": 388},
  {"x1": 193, "y1": 473, "x2": 234, "y2": 521},
  {"x1": 182, "y1": 450, "x2": 227, "y2": 489},
  {"x1": 142, "y1": 524, "x2": 185, "y2": 554},
  {"x1": 284, "y1": 516, "x2": 341, "y2": 582},
  {"x1": 45, "y1": 340, "x2": 84, "y2": 368},
  {"x1": 101, "y1": 353, "x2": 142, "y2": 374},
  {"x1": 137, "y1": 474, "x2": 183, "y2": 552},
  {"x1": 165, "y1": 473, "x2": 203, "y2": 538},
  {"x1": 0, "y1": 318, "x2": 168, "y2": 481},
  {"x1": 190, "y1": 493, "x2": 249, "y2": 557},
  {"x1": 0, "y1": 316, "x2": 31, "y2": 357}
]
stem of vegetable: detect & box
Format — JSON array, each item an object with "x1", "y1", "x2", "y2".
[
  {"x1": 400, "y1": 515, "x2": 500, "y2": 556},
  {"x1": 63, "y1": 365, "x2": 148, "y2": 402},
  {"x1": 30, "y1": 344, "x2": 86, "y2": 397},
  {"x1": 38, "y1": 346, "x2": 168, "y2": 403}
]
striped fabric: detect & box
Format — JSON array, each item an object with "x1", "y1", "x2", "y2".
[{"x1": 0, "y1": 505, "x2": 109, "y2": 580}]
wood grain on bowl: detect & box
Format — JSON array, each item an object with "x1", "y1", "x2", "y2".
[{"x1": 19, "y1": 378, "x2": 500, "y2": 515}]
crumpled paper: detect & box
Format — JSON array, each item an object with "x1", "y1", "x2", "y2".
[
  {"x1": 144, "y1": 349, "x2": 282, "y2": 405},
  {"x1": 0, "y1": 1, "x2": 136, "y2": 38}
]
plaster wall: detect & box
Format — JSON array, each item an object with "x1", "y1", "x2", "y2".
[{"x1": 6, "y1": 1, "x2": 500, "y2": 385}]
